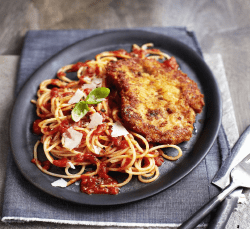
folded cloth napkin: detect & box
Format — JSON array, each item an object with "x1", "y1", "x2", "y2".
[{"x1": 1, "y1": 27, "x2": 230, "y2": 227}]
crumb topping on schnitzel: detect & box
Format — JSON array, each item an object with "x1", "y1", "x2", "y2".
[{"x1": 106, "y1": 57, "x2": 204, "y2": 145}]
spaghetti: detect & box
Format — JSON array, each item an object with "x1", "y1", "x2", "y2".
[{"x1": 31, "y1": 43, "x2": 182, "y2": 195}]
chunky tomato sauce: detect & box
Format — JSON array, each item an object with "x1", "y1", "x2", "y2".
[
  {"x1": 131, "y1": 49, "x2": 147, "y2": 58},
  {"x1": 70, "y1": 62, "x2": 86, "y2": 72},
  {"x1": 162, "y1": 57, "x2": 179, "y2": 71},
  {"x1": 32, "y1": 119, "x2": 43, "y2": 135},
  {"x1": 121, "y1": 158, "x2": 132, "y2": 170},
  {"x1": 51, "y1": 87, "x2": 60, "y2": 97},
  {"x1": 53, "y1": 158, "x2": 68, "y2": 167},
  {"x1": 142, "y1": 156, "x2": 164, "y2": 167},
  {"x1": 154, "y1": 156, "x2": 164, "y2": 167},
  {"x1": 74, "y1": 152, "x2": 98, "y2": 164},
  {"x1": 73, "y1": 153, "x2": 119, "y2": 194},
  {"x1": 80, "y1": 162, "x2": 119, "y2": 195},
  {"x1": 83, "y1": 88, "x2": 92, "y2": 95},
  {"x1": 51, "y1": 79, "x2": 60, "y2": 85},
  {"x1": 59, "y1": 119, "x2": 70, "y2": 133},
  {"x1": 31, "y1": 158, "x2": 51, "y2": 171},
  {"x1": 43, "y1": 126, "x2": 59, "y2": 135},
  {"x1": 111, "y1": 49, "x2": 130, "y2": 57},
  {"x1": 111, "y1": 137, "x2": 129, "y2": 149},
  {"x1": 57, "y1": 72, "x2": 66, "y2": 78},
  {"x1": 92, "y1": 123, "x2": 107, "y2": 135}
]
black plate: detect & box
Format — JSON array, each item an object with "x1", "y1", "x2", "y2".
[{"x1": 10, "y1": 30, "x2": 222, "y2": 205}]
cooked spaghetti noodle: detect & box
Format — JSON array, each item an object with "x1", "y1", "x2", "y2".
[{"x1": 31, "y1": 43, "x2": 182, "y2": 195}]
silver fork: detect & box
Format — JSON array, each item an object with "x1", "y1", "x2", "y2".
[{"x1": 179, "y1": 154, "x2": 250, "y2": 229}]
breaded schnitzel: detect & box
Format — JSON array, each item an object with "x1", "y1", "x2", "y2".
[{"x1": 106, "y1": 57, "x2": 204, "y2": 145}]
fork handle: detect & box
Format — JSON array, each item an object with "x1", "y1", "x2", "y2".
[
  {"x1": 207, "y1": 189, "x2": 242, "y2": 229},
  {"x1": 179, "y1": 182, "x2": 238, "y2": 229}
]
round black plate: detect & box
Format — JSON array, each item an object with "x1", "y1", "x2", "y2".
[{"x1": 10, "y1": 30, "x2": 222, "y2": 205}]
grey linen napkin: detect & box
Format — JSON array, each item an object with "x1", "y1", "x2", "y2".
[{"x1": 1, "y1": 27, "x2": 230, "y2": 227}]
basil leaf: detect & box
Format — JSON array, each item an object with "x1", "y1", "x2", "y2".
[
  {"x1": 86, "y1": 87, "x2": 110, "y2": 104},
  {"x1": 71, "y1": 101, "x2": 89, "y2": 122}
]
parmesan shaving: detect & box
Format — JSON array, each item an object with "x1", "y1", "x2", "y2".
[
  {"x1": 82, "y1": 77, "x2": 103, "y2": 90},
  {"x1": 111, "y1": 121, "x2": 129, "y2": 137},
  {"x1": 82, "y1": 83, "x2": 96, "y2": 90},
  {"x1": 92, "y1": 77, "x2": 103, "y2": 87},
  {"x1": 88, "y1": 112, "x2": 103, "y2": 129},
  {"x1": 62, "y1": 127, "x2": 83, "y2": 150},
  {"x1": 67, "y1": 161, "x2": 75, "y2": 169},
  {"x1": 93, "y1": 145, "x2": 102, "y2": 155},
  {"x1": 68, "y1": 89, "x2": 85, "y2": 104},
  {"x1": 84, "y1": 76, "x2": 92, "y2": 82},
  {"x1": 51, "y1": 178, "x2": 67, "y2": 187}
]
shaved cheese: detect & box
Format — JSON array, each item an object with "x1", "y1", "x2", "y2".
[
  {"x1": 51, "y1": 178, "x2": 67, "y2": 187},
  {"x1": 68, "y1": 89, "x2": 85, "y2": 104},
  {"x1": 93, "y1": 145, "x2": 102, "y2": 155},
  {"x1": 62, "y1": 127, "x2": 83, "y2": 150},
  {"x1": 88, "y1": 112, "x2": 103, "y2": 129},
  {"x1": 84, "y1": 76, "x2": 92, "y2": 82},
  {"x1": 92, "y1": 77, "x2": 103, "y2": 87},
  {"x1": 82, "y1": 83, "x2": 96, "y2": 90},
  {"x1": 82, "y1": 77, "x2": 103, "y2": 90},
  {"x1": 111, "y1": 121, "x2": 129, "y2": 137},
  {"x1": 67, "y1": 161, "x2": 75, "y2": 169}
]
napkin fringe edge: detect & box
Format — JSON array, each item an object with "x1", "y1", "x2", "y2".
[{"x1": 1, "y1": 216, "x2": 208, "y2": 228}]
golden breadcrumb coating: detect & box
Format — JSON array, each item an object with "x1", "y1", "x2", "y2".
[{"x1": 106, "y1": 57, "x2": 204, "y2": 144}]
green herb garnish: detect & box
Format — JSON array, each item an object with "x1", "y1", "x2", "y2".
[
  {"x1": 86, "y1": 87, "x2": 110, "y2": 104},
  {"x1": 71, "y1": 87, "x2": 110, "y2": 122}
]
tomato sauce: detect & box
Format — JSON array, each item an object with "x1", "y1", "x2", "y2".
[
  {"x1": 31, "y1": 158, "x2": 39, "y2": 165},
  {"x1": 69, "y1": 62, "x2": 88, "y2": 72},
  {"x1": 59, "y1": 119, "x2": 70, "y2": 133},
  {"x1": 154, "y1": 156, "x2": 164, "y2": 167},
  {"x1": 121, "y1": 158, "x2": 132, "y2": 170},
  {"x1": 83, "y1": 152, "x2": 98, "y2": 164},
  {"x1": 74, "y1": 152, "x2": 98, "y2": 164},
  {"x1": 86, "y1": 66, "x2": 95, "y2": 74},
  {"x1": 111, "y1": 49, "x2": 129, "y2": 57},
  {"x1": 64, "y1": 82, "x2": 76, "y2": 89},
  {"x1": 83, "y1": 88, "x2": 92, "y2": 95},
  {"x1": 51, "y1": 79, "x2": 60, "y2": 85},
  {"x1": 80, "y1": 162, "x2": 119, "y2": 195},
  {"x1": 73, "y1": 154, "x2": 119, "y2": 195},
  {"x1": 95, "y1": 64, "x2": 100, "y2": 75},
  {"x1": 163, "y1": 57, "x2": 179, "y2": 70},
  {"x1": 57, "y1": 72, "x2": 66, "y2": 78},
  {"x1": 53, "y1": 158, "x2": 68, "y2": 167},
  {"x1": 111, "y1": 137, "x2": 129, "y2": 149},
  {"x1": 131, "y1": 49, "x2": 146, "y2": 58},
  {"x1": 32, "y1": 119, "x2": 43, "y2": 135},
  {"x1": 142, "y1": 157, "x2": 150, "y2": 168},
  {"x1": 74, "y1": 153, "x2": 85, "y2": 163},
  {"x1": 93, "y1": 123, "x2": 108, "y2": 135},
  {"x1": 43, "y1": 126, "x2": 59, "y2": 135},
  {"x1": 51, "y1": 87, "x2": 59, "y2": 97},
  {"x1": 150, "y1": 48, "x2": 161, "y2": 52},
  {"x1": 42, "y1": 160, "x2": 52, "y2": 170},
  {"x1": 42, "y1": 102, "x2": 51, "y2": 111},
  {"x1": 31, "y1": 158, "x2": 51, "y2": 171}
]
